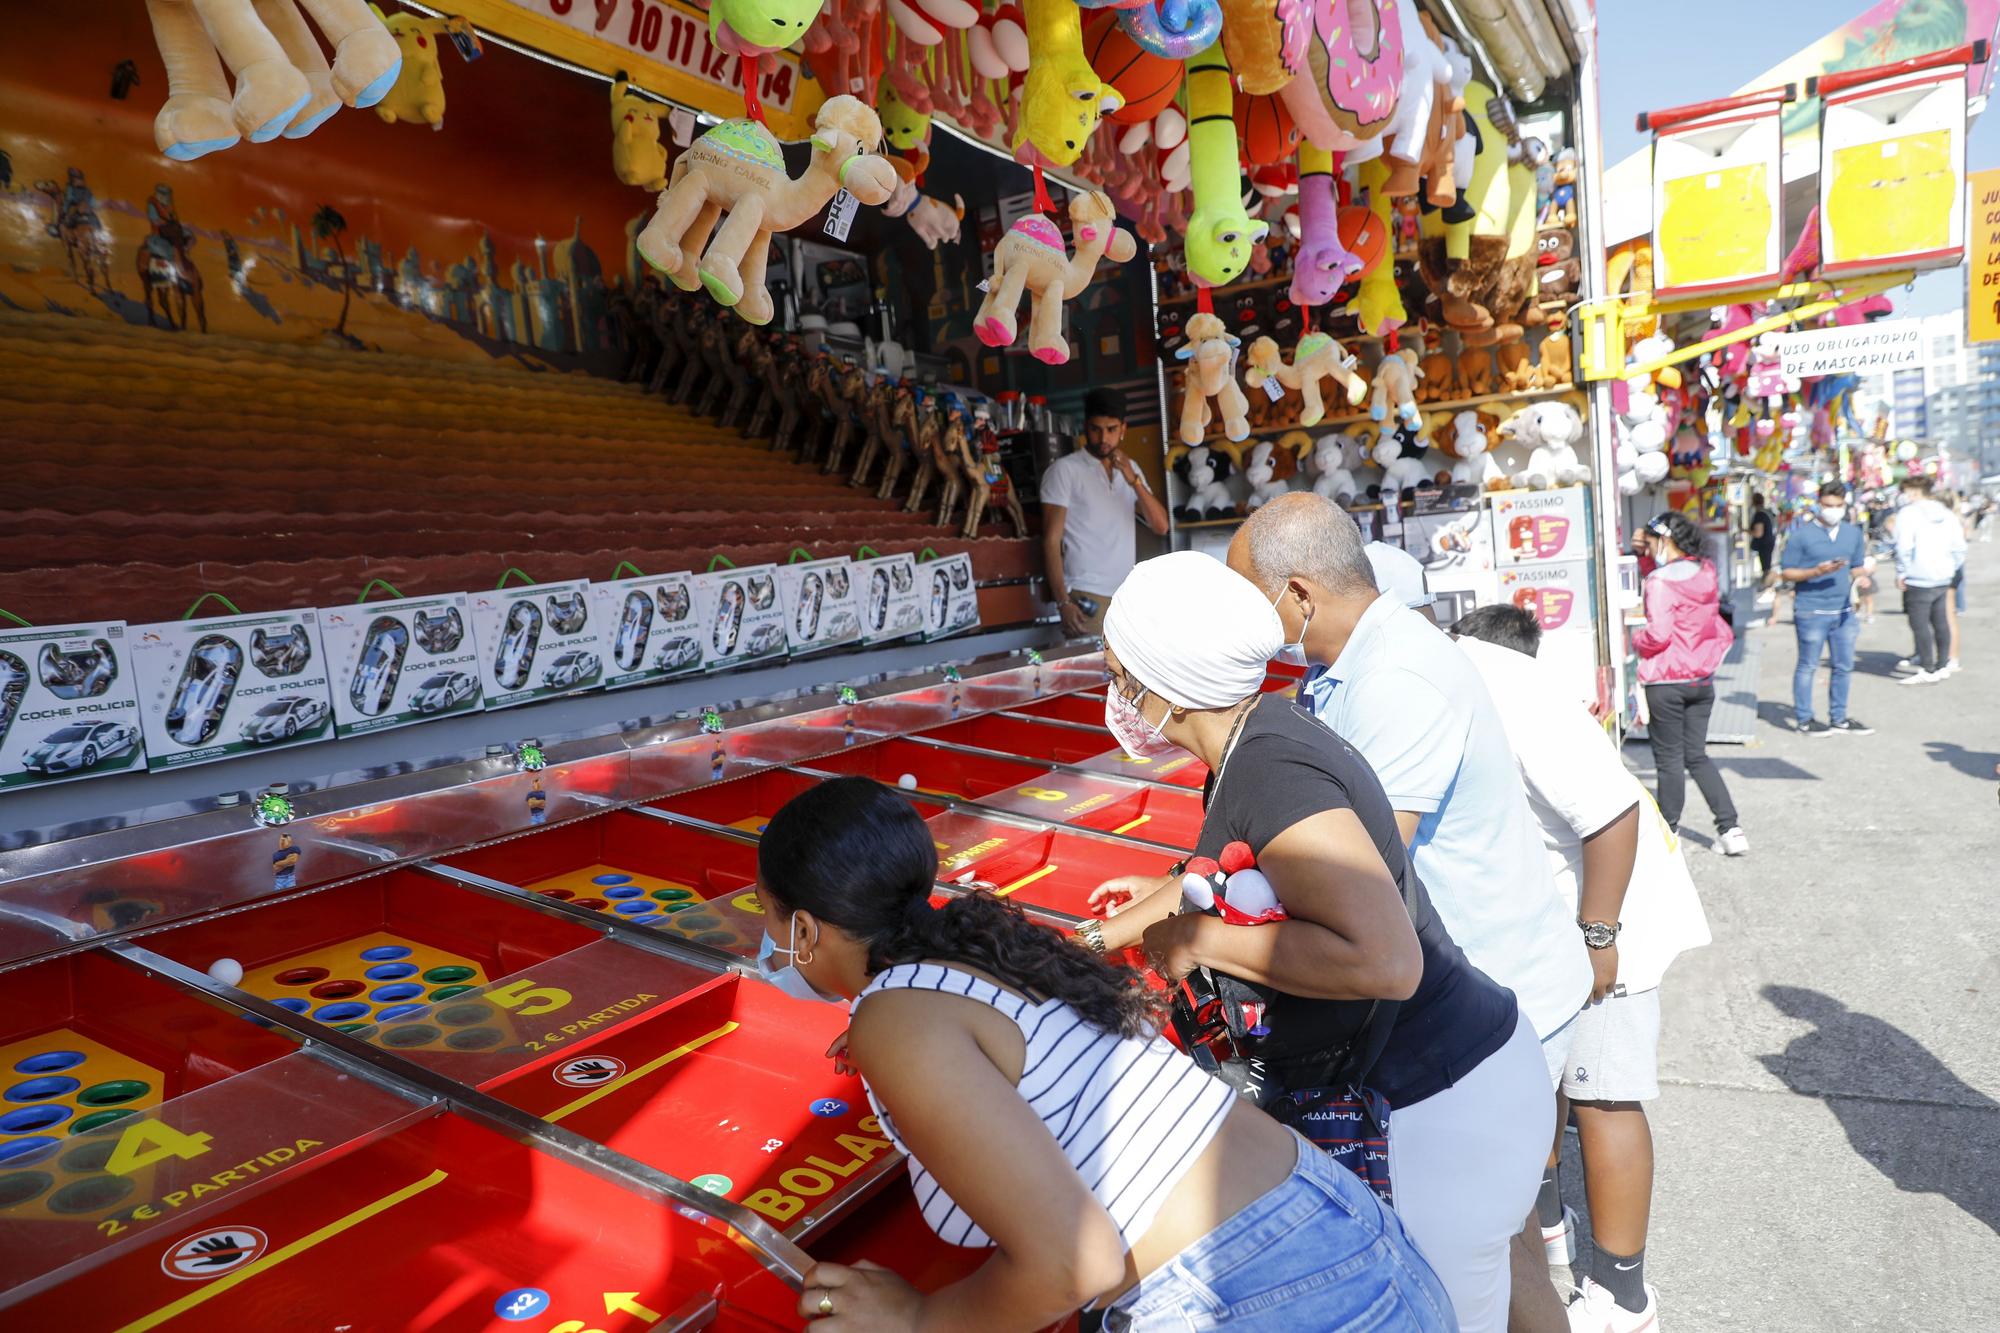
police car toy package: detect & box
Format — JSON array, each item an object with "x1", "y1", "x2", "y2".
[
  {"x1": 131, "y1": 607, "x2": 334, "y2": 771},
  {"x1": 851, "y1": 552, "x2": 924, "y2": 646},
  {"x1": 319, "y1": 592, "x2": 484, "y2": 738},
  {"x1": 777, "y1": 556, "x2": 864, "y2": 657},
  {"x1": 919, "y1": 553, "x2": 981, "y2": 641},
  {"x1": 591, "y1": 571, "x2": 706, "y2": 689},
  {"x1": 0, "y1": 620, "x2": 147, "y2": 789},
  {"x1": 690, "y1": 562, "x2": 789, "y2": 671},
  {"x1": 468, "y1": 578, "x2": 607, "y2": 710}
]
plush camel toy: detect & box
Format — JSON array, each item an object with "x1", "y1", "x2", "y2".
[
  {"x1": 372, "y1": 6, "x2": 478, "y2": 129},
  {"x1": 638, "y1": 95, "x2": 899, "y2": 326},
  {"x1": 1176, "y1": 312, "x2": 1252, "y2": 447},
  {"x1": 611, "y1": 78, "x2": 669, "y2": 191},
  {"x1": 974, "y1": 190, "x2": 1135, "y2": 364},
  {"x1": 145, "y1": 0, "x2": 400, "y2": 159},
  {"x1": 1243, "y1": 332, "x2": 1366, "y2": 428},
  {"x1": 1369, "y1": 346, "x2": 1423, "y2": 430}
]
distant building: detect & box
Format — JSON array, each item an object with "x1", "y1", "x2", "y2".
[{"x1": 1859, "y1": 307, "x2": 2000, "y2": 473}]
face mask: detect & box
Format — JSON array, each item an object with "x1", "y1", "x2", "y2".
[
  {"x1": 1820, "y1": 506, "x2": 1846, "y2": 527},
  {"x1": 1270, "y1": 585, "x2": 1311, "y2": 665},
  {"x1": 1104, "y1": 687, "x2": 1181, "y2": 761},
  {"x1": 756, "y1": 914, "x2": 842, "y2": 1004}
]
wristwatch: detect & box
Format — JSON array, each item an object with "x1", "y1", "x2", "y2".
[
  {"x1": 1578, "y1": 920, "x2": 1621, "y2": 950},
  {"x1": 1076, "y1": 918, "x2": 1108, "y2": 954}
]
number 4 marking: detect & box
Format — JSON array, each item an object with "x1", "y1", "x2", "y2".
[{"x1": 106, "y1": 1119, "x2": 214, "y2": 1176}]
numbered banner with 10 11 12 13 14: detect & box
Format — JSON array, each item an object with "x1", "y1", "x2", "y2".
[{"x1": 453, "y1": 0, "x2": 821, "y2": 139}]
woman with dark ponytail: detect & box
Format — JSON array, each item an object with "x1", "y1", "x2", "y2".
[{"x1": 758, "y1": 776, "x2": 1453, "y2": 1333}]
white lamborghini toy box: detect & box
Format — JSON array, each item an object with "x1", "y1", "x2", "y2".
[
  {"x1": 690, "y1": 562, "x2": 789, "y2": 672},
  {"x1": 0, "y1": 620, "x2": 147, "y2": 789},
  {"x1": 319, "y1": 591, "x2": 484, "y2": 738},
  {"x1": 777, "y1": 556, "x2": 864, "y2": 657},
  {"x1": 592, "y1": 570, "x2": 706, "y2": 689},
  {"x1": 852, "y1": 552, "x2": 924, "y2": 646},
  {"x1": 468, "y1": 577, "x2": 608, "y2": 711},
  {"x1": 130, "y1": 604, "x2": 334, "y2": 771},
  {"x1": 919, "y1": 553, "x2": 981, "y2": 641}
]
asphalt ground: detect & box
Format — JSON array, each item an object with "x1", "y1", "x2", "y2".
[{"x1": 1557, "y1": 541, "x2": 2000, "y2": 1329}]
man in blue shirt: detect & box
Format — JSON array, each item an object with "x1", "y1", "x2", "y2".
[{"x1": 1778, "y1": 480, "x2": 1875, "y2": 736}]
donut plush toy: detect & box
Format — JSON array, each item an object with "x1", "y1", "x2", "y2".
[
  {"x1": 1304, "y1": 0, "x2": 1403, "y2": 140},
  {"x1": 1014, "y1": 0, "x2": 1124, "y2": 167},
  {"x1": 1183, "y1": 43, "x2": 1269, "y2": 287}
]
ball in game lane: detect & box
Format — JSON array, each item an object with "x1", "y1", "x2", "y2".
[
  {"x1": 1233, "y1": 89, "x2": 1299, "y2": 167},
  {"x1": 897, "y1": 773, "x2": 919, "y2": 790},
  {"x1": 207, "y1": 958, "x2": 244, "y2": 986},
  {"x1": 1084, "y1": 9, "x2": 1183, "y2": 126}
]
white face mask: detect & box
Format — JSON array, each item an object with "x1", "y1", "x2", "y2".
[
  {"x1": 1820, "y1": 506, "x2": 1846, "y2": 527},
  {"x1": 756, "y1": 913, "x2": 842, "y2": 1004},
  {"x1": 1104, "y1": 686, "x2": 1181, "y2": 761},
  {"x1": 1270, "y1": 584, "x2": 1311, "y2": 665}
]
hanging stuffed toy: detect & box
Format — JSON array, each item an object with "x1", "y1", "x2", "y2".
[
  {"x1": 710, "y1": 0, "x2": 828, "y2": 55},
  {"x1": 1368, "y1": 0, "x2": 1448, "y2": 196},
  {"x1": 906, "y1": 193, "x2": 966, "y2": 248},
  {"x1": 1116, "y1": 0, "x2": 1224, "y2": 59},
  {"x1": 1184, "y1": 43, "x2": 1270, "y2": 287},
  {"x1": 1172, "y1": 443, "x2": 1238, "y2": 520},
  {"x1": 1369, "y1": 346, "x2": 1423, "y2": 430},
  {"x1": 1310, "y1": 430, "x2": 1371, "y2": 503},
  {"x1": 1014, "y1": 0, "x2": 1124, "y2": 168},
  {"x1": 610, "y1": 78, "x2": 669, "y2": 191},
  {"x1": 1299, "y1": 0, "x2": 1403, "y2": 143},
  {"x1": 637, "y1": 95, "x2": 898, "y2": 326},
  {"x1": 1243, "y1": 332, "x2": 1365, "y2": 428},
  {"x1": 371, "y1": 5, "x2": 479, "y2": 130},
  {"x1": 1288, "y1": 143, "x2": 1358, "y2": 307},
  {"x1": 887, "y1": 0, "x2": 980, "y2": 44},
  {"x1": 1347, "y1": 158, "x2": 1406, "y2": 335},
  {"x1": 880, "y1": 72, "x2": 935, "y2": 153},
  {"x1": 146, "y1": 0, "x2": 401, "y2": 159},
  {"x1": 1176, "y1": 311, "x2": 1252, "y2": 446},
  {"x1": 1219, "y1": 0, "x2": 1309, "y2": 96},
  {"x1": 974, "y1": 190, "x2": 1136, "y2": 364}
]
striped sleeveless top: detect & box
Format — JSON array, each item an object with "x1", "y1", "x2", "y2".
[{"x1": 854, "y1": 962, "x2": 1235, "y2": 1251}]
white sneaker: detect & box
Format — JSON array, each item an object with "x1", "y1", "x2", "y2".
[
  {"x1": 1756, "y1": 590, "x2": 1775, "y2": 606},
  {"x1": 1940, "y1": 659, "x2": 1961, "y2": 677},
  {"x1": 1899, "y1": 669, "x2": 1941, "y2": 686},
  {"x1": 1543, "y1": 1205, "x2": 1578, "y2": 1266},
  {"x1": 1716, "y1": 827, "x2": 1750, "y2": 856},
  {"x1": 1893, "y1": 657, "x2": 1920, "y2": 673},
  {"x1": 1567, "y1": 1277, "x2": 1661, "y2": 1333}
]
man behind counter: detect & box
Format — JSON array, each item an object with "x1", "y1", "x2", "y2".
[{"x1": 1040, "y1": 387, "x2": 1169, "y2": 636}]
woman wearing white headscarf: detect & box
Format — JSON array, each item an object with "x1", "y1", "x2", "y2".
[{"x1": 1090, "y1": 552, "x2": 1551, "y2": 1333}]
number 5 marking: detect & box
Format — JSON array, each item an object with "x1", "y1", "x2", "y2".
[{"x1": 487, "y1": 978, "x2": 573, "y2": 1017}]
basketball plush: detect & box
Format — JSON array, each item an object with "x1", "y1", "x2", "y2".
[
  {"x1": 1338, "y1": 203, "x2": 1387, "y2": 276},
  {"x1": 1085, "y1": 10, "x2": 1183, "y2": 125},
  {"x1": 1233, "y1": 89, "x2": 1298, "y2": 166}
]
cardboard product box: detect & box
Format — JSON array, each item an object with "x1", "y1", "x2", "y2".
[
  {"x1": 690, "y1": 564, "x2": 789, "y2": 671},
  {"x1": 0, "y1": 621, "x2": 147, "y2": 789},
  {"x1": 467, "y1": 579, "x2": 607, "y2": 711},
  {"x1": 1492, "y1": 486, "x2": 1592, "y2": 566},
  {"x1": 592, "y1": 572, "x2": 705, "y2": 689},
  {"x1": 131, "y1": 608, "x2": 334, "y2": 771},
  {"x1": 777, "y1": 557, "x2": 865, "y2": 657},
  {"x1": 1497, "y1": 559, "x2": 1599, "y2": 705},
  {"x1": 920, "y1": 554, "x2": 981, "y2": 640},
  {"x1": 852, "y1": 553, "x2": 924, "y2": 645},
  {"x1": 320, "y1": 593, "x2": 483, "y2": 738}
]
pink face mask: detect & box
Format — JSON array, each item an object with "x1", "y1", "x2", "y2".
[{"x1": 1104, "y1": 686, "x2": 1180, "y2": 761}]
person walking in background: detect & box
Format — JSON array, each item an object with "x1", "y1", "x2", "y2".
[
  {"x1": 1631, "y1": 513, "x2": 1749, "y2": 854},
  {"x1": 1893, "y1": 474, "x2": 1966, "y2": 685},
  {"x1": 1749, "y1": 492, "x2": 1777, "y2": 607},
  {"x1": 1039, "y1": 387, "x2": 1169, "y2": 637},
  {"x1": 1450, "y1": 605, "x2": 1712, "y2": 1333},
  {"x1": 1779, "y1": 481, "x2": 1875, "y2": 735}
]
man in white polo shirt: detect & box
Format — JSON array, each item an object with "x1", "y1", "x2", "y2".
[
  {"x1": 1039, "y1": 387, "x2": 1169, "y2": 636},
  {"x1": 1231, "y1": 493, "x2": 1589, "y2": 1332}
]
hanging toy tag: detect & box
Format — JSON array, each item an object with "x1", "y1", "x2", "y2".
[
  {"x1": 1261, "y1": 376, "x2": 1285, "y2": 403},
  {"x1": 824, "y1": 190, "x2": 859, "y2": 241},
  {"x1": 976, "y1": 278, "x2": 991, "y2": 293}
]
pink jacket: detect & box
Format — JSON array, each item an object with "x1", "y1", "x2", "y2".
[{"x1": 1632, "y1": 558, "x2": 1733, "y2": 683}]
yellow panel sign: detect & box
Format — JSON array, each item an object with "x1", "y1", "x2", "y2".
[
  {"x1": 450, "y1": 0, "x2": 825, "y2": 141},
  {"x1": 1969, "y1": 167, "x2": 2000, "y2": 345},
  {"x1": 1657, "y1": 164, "x2": 1774, "y2": 290}
]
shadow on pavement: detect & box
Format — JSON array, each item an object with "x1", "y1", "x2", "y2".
[
  {"x1": 1852, "y1": 648, "x2": 1908, "y2": 679},
  {"x1": 1760, "y1": 985, "x2": 1999, "y2": 1236},
  {"x1": 1712, "y1": 757, "x2": 1817, "y2": 781},
  {"x1": 1922, "y1": 741, "x2": 2000, "y2": 782}
]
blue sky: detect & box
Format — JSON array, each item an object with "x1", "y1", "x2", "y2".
[{"x1": 1596, "y1": 0, "x2": 1998, "y2": 317}]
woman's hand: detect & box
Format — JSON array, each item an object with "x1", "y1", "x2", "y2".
[
  {"x1": 1141, "y1": 912, "x2": 1204, "y2": 982},
  {"x1": 1086, "y1": 873, "x2": 1179, "y2": 952},
  {"x1": 798, "y1": 1260, "x2": 921, "y2": 1330},
  {"x1": 825, "y1": 1029, "x2": 854, "y2": 1077}
]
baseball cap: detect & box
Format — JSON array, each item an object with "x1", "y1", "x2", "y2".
[{"x1": 1364, "y1": 541, "x2": 1433, "y2": 609}]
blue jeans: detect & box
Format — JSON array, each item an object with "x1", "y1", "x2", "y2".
[
  {"x1": 1794, "y1": 608, "x2": 1859, "y2": 724},
  {"x1": 1104, "y1": 1131, "x2": 1455, "y2": 1332}
]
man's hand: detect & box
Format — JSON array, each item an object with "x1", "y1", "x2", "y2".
[
  {"x1": 1111, "y1": 450, "x2": 1140, "y2": 483},
  {"x1": 1059, "y1": 599, "x2": 1089, "y2": 636},
  {"x1": 1818, "y1": 558, "x2": 1844, "y2": 574},
  {"x1": 1587, "y1": 943, "x2": 1619, "y2": 1004}
]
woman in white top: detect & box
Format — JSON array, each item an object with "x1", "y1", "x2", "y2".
[{"x1": 757, "y1": 776, "x2": 1454, "y2": 1332}]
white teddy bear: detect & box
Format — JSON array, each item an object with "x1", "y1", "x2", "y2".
[
  {"x1": 1310, "y1": 431, "x2": 1371, "y2": 503},
  {"x1": 1498, "y1": 401, "x2": 1591, "y2": 489},
  {"x1": 1244, "y1": 441, "x2": 1292, "y2": 510}
]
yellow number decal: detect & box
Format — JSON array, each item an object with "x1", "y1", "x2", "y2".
[
  {"x1": 487, "y1": 978, "x2": 573, "y2": 1017},
  {"x1": 732, "y1": 891, "x2": 764, "y2": 915},
  {"x1": 105, "y1": 1119, "x2": 214, "y2": 1176},
  {"x1": 1114, "y1": 754, "x2": 1151, "y2": 765},
  {"x1": 1016, "y1": 786, "x2": 1068, "y2": 802}
]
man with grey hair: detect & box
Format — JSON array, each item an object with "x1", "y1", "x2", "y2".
[{"x1": 1229, "y1": 492, "x2": 1590, "y2": 1333}]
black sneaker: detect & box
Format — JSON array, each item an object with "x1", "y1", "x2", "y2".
[
  {"x1": 1828, "y1": 718, "x2": 1874, "y2": 735},
  {"x1": 1799, "y1": 719, "x2": 1833, "y2": 736}
]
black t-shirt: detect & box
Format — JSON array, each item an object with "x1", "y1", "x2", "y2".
[
  {"x1": 1751, "y1": 508, "x2": 1777, "y2": 555},
  {"x1": 1195, "y1": 694, "x2": 1518, "y2": 1107}
]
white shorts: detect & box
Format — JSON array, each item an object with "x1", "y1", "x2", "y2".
[
  {"x1": 1539, "y1": 1009, "x2": 1579, "y2": 1089},
  {"x1": 1560, "y1": 987, "x2": 1662, "y2": 1103}
]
